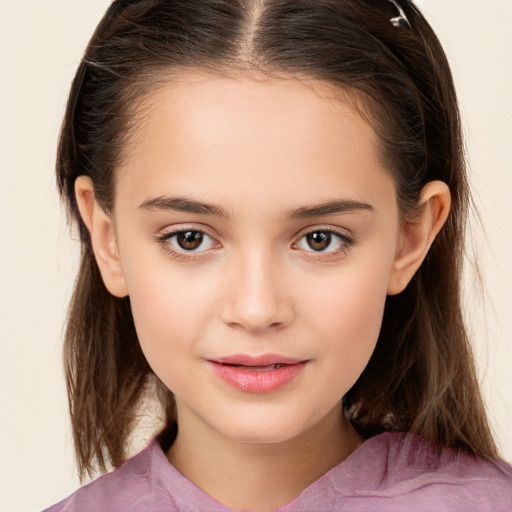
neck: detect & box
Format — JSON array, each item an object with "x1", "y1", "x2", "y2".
[{"x1": 167, "y1": 405, "x2": 363, "y2": 511}]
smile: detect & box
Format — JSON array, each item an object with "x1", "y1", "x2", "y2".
[{"x1": 207, "y1": 354, "x2": 308, "y2": 394}]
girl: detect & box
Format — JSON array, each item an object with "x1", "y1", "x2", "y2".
[{"x1": 45, "y1": 0, "x2": 512, "y2": 510}]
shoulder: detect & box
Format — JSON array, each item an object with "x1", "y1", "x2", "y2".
[
  {"x1": 327, "y1": 431, "x2": 512, "y2": 511},
  {"x1": 42, "y1": 439, "x2": 177, "y2": 512},
  {"x1": 385, "y1": 431, "x2": 511, "y2": 487}
]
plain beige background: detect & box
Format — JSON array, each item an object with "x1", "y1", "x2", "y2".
[{"x1": 0, "y1": 1, "x2": 511, "y2": 510}]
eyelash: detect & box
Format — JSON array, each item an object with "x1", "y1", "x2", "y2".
[
  {"x1": 155, "y1": 226, "x2": 220, "y2": 262},
  {"x1": 293, "y1": 227, "x2": 355, "y2": 259},
  {"x1": 155, "y1": 226, "x2": 355, "y2": 261}
]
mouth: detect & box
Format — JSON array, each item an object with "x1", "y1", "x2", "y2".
[
  {"x1": 207, "y1": 354, "x2": 308, "y2": 393},
  {"x1": 220, "y1": 363, "x2": 287, "y2": 371},
  {"x1": 210, "y1": 353, "x2": 306, "y2": 366}
]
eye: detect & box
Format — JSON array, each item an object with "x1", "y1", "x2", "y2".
[
  {"x1": 295, "y1": 229, "x2": 353, "y2": 253},
  {"x1": 160, "y1": 229, "x2": 217, "y2": 253}
]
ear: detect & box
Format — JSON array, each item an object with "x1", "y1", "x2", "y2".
[
  {"x1": 387, "y1": 181, "x2": 451, "y2": 295},
  {"x1": 75, "y1": 176, "x2": 129, "y2": 298}
]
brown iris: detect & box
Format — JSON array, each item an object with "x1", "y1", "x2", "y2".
[
  {"x1": 176, "y1": 231, "x2": 204, "y2": 250},
  {"x1": 306, "y1": 231, "x2": 331, "y2": 251}
]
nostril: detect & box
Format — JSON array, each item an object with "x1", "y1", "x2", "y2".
[
  {"x1": 220, "y1": 286, "x2": 294, "y2": 332},
  {"x1": 226, "y1": 320, "x2": 283, "y2": 331}
]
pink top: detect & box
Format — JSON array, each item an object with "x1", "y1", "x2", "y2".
[{"x1": 44, "y1": 431, "x2": 512, "y2": 511}]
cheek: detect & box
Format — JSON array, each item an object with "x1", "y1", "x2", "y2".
[
  {"x1": 310, "y1": 252, "x2": 391, "y2": 326},
  {"x1": 304, "y1": 259, "x2": 392, "y2": 379},
  {"x1": 123, "y1": 262, "x2": 216, "y2": 378}
]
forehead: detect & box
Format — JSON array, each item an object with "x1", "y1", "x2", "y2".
[{"x1": 115, "y1": 72, "x2": 395, "y2": 214}]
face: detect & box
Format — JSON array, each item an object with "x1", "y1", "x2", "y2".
[{"x1": 110, "y1": 74, "x2": 403, "y2": 444}]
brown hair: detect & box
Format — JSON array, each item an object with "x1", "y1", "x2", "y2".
[{"x1": 57, "y1": 0, "x2": 498, "y2": 479}]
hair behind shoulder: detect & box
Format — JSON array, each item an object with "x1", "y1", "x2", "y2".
[{"x1": 58, "y1": 0, "x2": 498, "y2": 479}]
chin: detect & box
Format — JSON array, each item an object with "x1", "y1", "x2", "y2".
[{"x1": 208, "y1": 409, "x2": 318, "y2": 446}]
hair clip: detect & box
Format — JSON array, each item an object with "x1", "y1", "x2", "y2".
[{"x1": 388, "y1": 0, "x2": 411, "y2": 28}]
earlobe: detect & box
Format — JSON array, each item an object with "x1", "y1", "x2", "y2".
[
  {"x1": 387, "y1": 181, "x2": 451, "y2": 295},
  {"x1": 75, "y1": 176, "x2": 129, "y2": 298}
]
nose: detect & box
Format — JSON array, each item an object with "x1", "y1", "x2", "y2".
[{"x1": 220, "y1": 250, "x2": 294, "y2": 333}]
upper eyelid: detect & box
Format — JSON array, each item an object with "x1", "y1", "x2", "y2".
[
  {"x1": 157, "y1": 224, "x2": 219, "y2": 240},
  {"x1": 294, "y1": 225, "x2": 354, "y2": 241}
]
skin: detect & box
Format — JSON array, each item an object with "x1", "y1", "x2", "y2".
[{"x1": 76, "y1": 73, "x2": 450, "y2": 510}]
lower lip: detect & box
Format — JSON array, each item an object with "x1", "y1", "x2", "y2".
[{"x1": 208, "y1": 361, "x2": 307, "y2": 393}]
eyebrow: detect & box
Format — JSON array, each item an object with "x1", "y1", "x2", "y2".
[
  {"x1": 139, "y1": 196, "x2": 374, "y2": 219},
  {"x1": 139, "y1": 196, "x2": 230, "y2": 218},
  {"x1": 288, "y1": 199, "x2": 375, "y2": 219}
]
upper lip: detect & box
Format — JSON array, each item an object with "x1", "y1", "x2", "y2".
[{"x1": 208, "y1": 354, "x2": 307, "y2": 366}]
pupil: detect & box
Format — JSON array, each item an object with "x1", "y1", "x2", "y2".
[
  {"x1": 307, "y1": 231, "x2": 331, "y2": 251},
  {"x1": 177, "y1": 231, "x2": 203, "y2": 250}
]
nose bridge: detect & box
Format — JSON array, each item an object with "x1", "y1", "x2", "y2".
[{"x1": 221, "y1": 244, "x2": 291, "y2": 332}]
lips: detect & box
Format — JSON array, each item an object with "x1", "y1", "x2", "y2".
[
  {"x1": 207, "y1": 354, "x2": 308, "y2": 393},
  {"x1": 226, "y1": 363, "x2": 284, "y2": 371}
]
